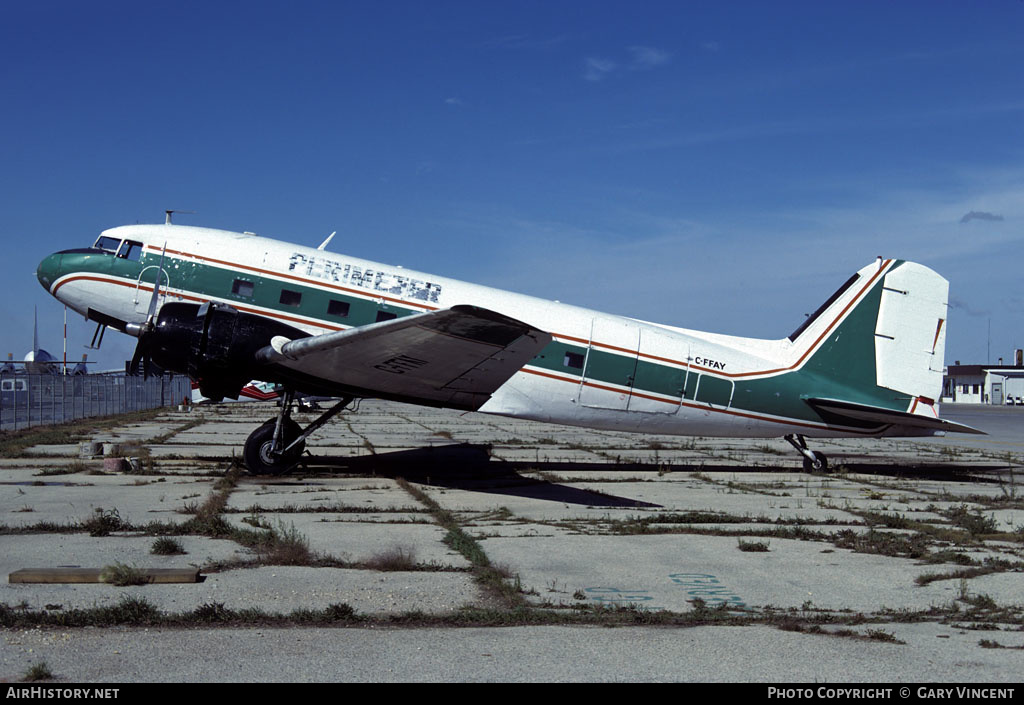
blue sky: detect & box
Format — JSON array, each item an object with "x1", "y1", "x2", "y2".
[{"x1": 2, "y1": 0, "x2": 1022, "y2": 372}]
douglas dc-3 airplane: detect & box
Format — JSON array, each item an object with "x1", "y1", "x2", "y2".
[{"x1": 36, "y1": 219, "x2": 981, "y2": 475}]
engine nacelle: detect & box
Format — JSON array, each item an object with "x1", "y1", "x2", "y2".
[{"x1": 150, "y1": 302, "x2": 309, "y2": 401}]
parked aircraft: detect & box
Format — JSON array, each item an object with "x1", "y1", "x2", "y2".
[
  {"x1": 36, "y1": 221, "x2": 981, "y2": 474},
  {"x1": 190, "y1": 379, "x2": 281, "y2": 405},
  {"x1": 70, "y1": 354, "x2": 90, "y2": 376},
  {"x1": 23, "y1": 307, "x2": 58, "y2": 374}
]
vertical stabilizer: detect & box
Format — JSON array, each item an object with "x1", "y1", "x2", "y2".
[{"x1": 794, "y1": 260, "x2": 979, "y2": 434}]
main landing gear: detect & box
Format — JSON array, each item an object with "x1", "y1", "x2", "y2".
[
  {"x1": 784, "y1": 434, "x2": 829, "y2": 472},
  {"x1": 242, "y1": 390, "x2": 353, "y2": 475}
]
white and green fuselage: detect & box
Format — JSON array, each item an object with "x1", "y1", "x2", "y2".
[{"x1": 38, "y1": 223, "x2": 953, "y2": 440}]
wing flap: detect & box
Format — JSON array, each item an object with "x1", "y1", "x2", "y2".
[
  {"x1": 805, "y1": 397, "x2": 985, "y2": 435},
  {"x1": 257, "y1": 305, "x2": 551, "y2": 409}
]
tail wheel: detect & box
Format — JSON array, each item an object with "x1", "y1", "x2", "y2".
[
  {"x1": 243, "y1": 418, "x2": 305, "y2": 475},
  {"x1": 802, "y1": 451, "x2": 829, "y2": 473}
]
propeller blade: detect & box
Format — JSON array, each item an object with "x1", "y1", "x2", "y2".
[{"x1": 129, "y1": 336, "x2": 146, "y2": 376}]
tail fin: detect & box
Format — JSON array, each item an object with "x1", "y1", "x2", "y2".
[{"x1": 792, "y1": 259, "x2": 981, "y2": 434}]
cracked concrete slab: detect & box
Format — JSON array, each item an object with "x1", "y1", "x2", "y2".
[{"x1": 1, "y1": 401, "x2": 1021, "y2": 682}]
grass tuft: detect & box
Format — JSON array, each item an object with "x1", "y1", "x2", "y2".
[
  {"x1": 150, "y1": 537, "x2": 186, "y2": 555},
  {"x1": 365, "y1": 546, "x2": 419, "y2": 571},
  {"x1": 100, "y1": 563, "x2": 150, "y2": 586},
  {"x1": 256, "y1": 521, "x2": 314, "y2": 566},
  {"x1": 21, "y1": 662, "x2": 54, "y2": 682},
  {"x1": 737, "y1": 538, "x2": 771, "y2": 552},
  {"x1": 192, "y1": 602, "x2": 234, "y2": 623},
  {"x1": 82, "y1": 508, "x2": 126, "y2": 537},
  {"x1": 943, "y1": 504, "x2": 999, "y2": 536}
]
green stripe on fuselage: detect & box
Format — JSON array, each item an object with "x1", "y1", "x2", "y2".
[
  {"x1": 70, "y1": 251, "x2": 911, "y2": 424},
  {"x1": 154, "y1": 251, "x2": 415, "y2": 327}
]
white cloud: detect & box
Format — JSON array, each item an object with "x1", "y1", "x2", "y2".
[
  {"x1": 584, "y1": 46, "x2": 671, "y2": 81},
  {"x1": 628, "y1": 46, "x2": 671, "y2": 70},
  {"x1": 584, "y1": 57, "x2": 617, "y2": 82}
]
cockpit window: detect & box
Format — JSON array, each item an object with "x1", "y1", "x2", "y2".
[
  {"x1": 117, "y1": 240, "x2": 143, "y2": 261},
  {"x1": 94, "y1": 236, "x2": 121, "y2": 253}
]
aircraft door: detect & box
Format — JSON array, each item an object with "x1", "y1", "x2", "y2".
[
  {"x1": 626, "y1": 327, "x2": 687, "y2": 414},
  {"x1": 578, "y1": 318, "x2": 640, "y2": 410},
  {"x1": 133, "y1": 263, "x2": 171, "y2": 316}
]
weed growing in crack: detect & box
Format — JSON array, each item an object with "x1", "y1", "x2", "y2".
[
  {"x1": 82, "y1": 508, "x2": 125, "y2": 537},
  {"x1": 832, "y1": 529, "x2": 930, "y2": 559},
  {"x1": 366, "y1": 545, "x2": 419, "y2": 571},
  {"x1": 396, "y1": 477, "x2": 525, "y2": 607},
  {"x1": 257, "y1": 521, "x2": 314, "y2": 566},
  {"x1": 943, "y1": 504, "x2": 999, "y2": 536}
]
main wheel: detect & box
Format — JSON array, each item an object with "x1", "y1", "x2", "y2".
[
  {"x1": 243, "y1": 419, "x2": 305, "y2": 475},
  {"x1": 802, "y1": 451, "x2": 829, "y2": 473}
]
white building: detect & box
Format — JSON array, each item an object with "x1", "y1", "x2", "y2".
[{"x1": 944, "y1": 351, "x2": 1024, "y2": 404}]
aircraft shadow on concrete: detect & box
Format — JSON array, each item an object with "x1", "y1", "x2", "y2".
[
  {"x1": 290, "y1": 444, "x2": 1008, "y2": 499},
  {"x1": 296, "y1": 442, "x2": 663, "y2": 508},
  {"x1": 835, "y1": 461, "x2": 1008, "y2": 484}
]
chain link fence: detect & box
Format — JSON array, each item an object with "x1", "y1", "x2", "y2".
[{"x1": 0, "y1": 373, "x2": 192, "y2": 431}]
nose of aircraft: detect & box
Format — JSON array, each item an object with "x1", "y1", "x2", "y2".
[{"x1": 36, "y1": 252, "x2": 63, "y2": 292}]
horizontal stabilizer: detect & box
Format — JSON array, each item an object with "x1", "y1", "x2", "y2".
[{"x1": 805, "y1": 398, "x2": 985, "y2": 435}]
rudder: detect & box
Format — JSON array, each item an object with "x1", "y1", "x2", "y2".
[{"x1": 873, "y1": 261, "x2": 948, "y2": 404}]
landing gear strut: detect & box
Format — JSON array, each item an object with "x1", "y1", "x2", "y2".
[
  {"x1": 784, "y1": 434, "x2": 829, "y2": 472},
  {"x1": 242, "y1": 390, "x2": 353, "y2": 475}
]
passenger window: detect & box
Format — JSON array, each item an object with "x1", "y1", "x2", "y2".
[
  {"x1": 328, "y1": 299, "x2": 350, "y2": 318},
  {"x1": 232, "y1": 279, "x2": 255, "y2": 298},
  {"x1": 564, "y1": 352, "x2": 585, "y2": 369},
  {"x1": 376, "y1": 311, "x2": 397, "y2": 323},
  {"x1": 117, "y1": 240, "x2": 143, "y2": 261},
  {"x1": 279, "y1": 289, "x2": 302, "y2": 307}
]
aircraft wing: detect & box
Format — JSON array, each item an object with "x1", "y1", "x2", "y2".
[
  {"x1": 805, "y1": 398, "x2": 986, "y2": 435},
  {"x1": 256, "y1": 305, "x2": 552, "y2": 410}
]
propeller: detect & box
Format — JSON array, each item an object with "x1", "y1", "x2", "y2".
[{"x1": 129, "y1": 243, "x2": 167, "y2": 378}]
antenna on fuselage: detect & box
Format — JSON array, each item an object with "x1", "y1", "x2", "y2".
[
  {"x1": 164, "y1": 209, "x2": 196, "y2": 225},
  {"x1": 317, "y1": 231, "x2": 337, "y2": 251}
]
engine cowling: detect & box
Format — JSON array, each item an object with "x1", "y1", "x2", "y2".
[{"x1": 144, "y1": 302, "x2": 310, "y2": 401}]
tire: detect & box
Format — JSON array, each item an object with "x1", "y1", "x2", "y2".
[
  {"x1": 243, "y1": 419, "x2": 305, "y2": 475},
  {"x1": 802, "y1": 451, "x2": 829, "y2": 473}
]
